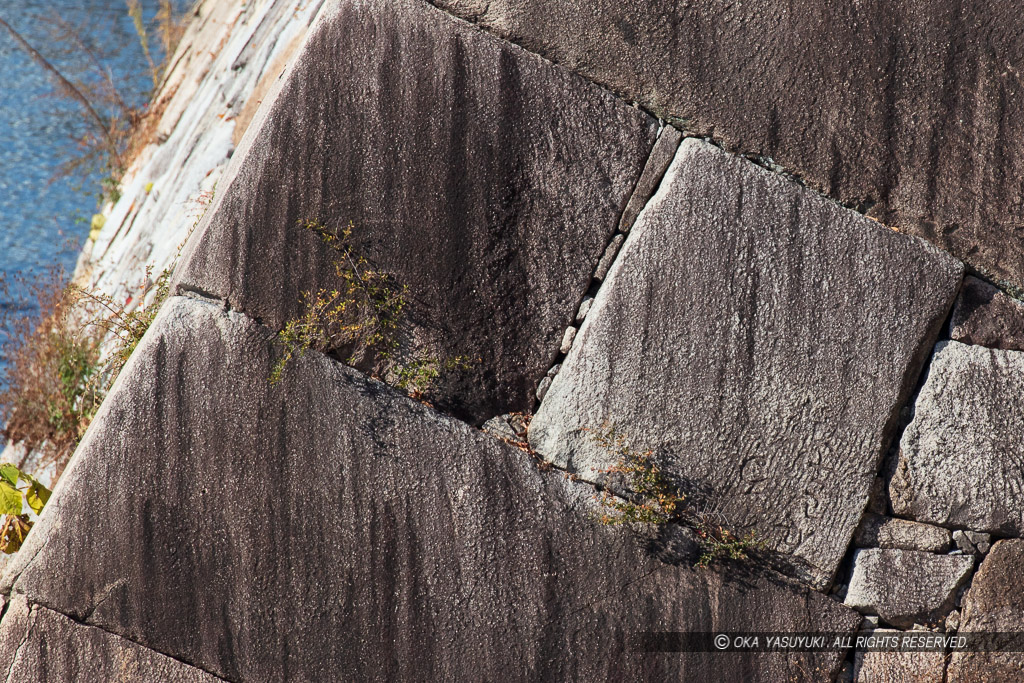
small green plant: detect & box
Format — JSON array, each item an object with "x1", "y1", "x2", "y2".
[
  {"x1": 271, "y1": 220, "x2": 474, "y2": 401},
  {"x1": 591, "y1": 425, "x2": 762, "y2": 569},
  {"x1": 396, "y1": 355, "x2": 474, "y2": 399},
  {"x1": 270, "y1": 220, "x2": 407, "y2": 385},
  {"x1": 592, "y1": 425, "x2": 686, "y2": 526},
  {"x1": 0, "y1": 463, "x2": 52, "y2": 554},
  {"x1": 693, "y1": 514, "x2": 764, "y2": 569},
  {"x1": 0, "y1": 260, "x2": 175, "y2": 480},
  {"x1": 71, "y1": 263, "x2": 172, "y2": 382},
  {"x1": 0, "y1": 268, "x2": 104, "y2": 476}
]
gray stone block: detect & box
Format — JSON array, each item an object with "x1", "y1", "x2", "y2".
[
  {"x1": 618, "y1": 125, "x2": 683, "y2": 233},
  {"x1": 947, "y1": 540, "x2": 1024, "y2": 681},
  {"x1": 529, "y1": 139, "x2": 963, "y2": 587},
  {"x1": 950, "y1": 276, "x2": 1024, "y2": 351},
  {"x1": 853, "y1": 514, "x2": 952, "y2": 553},
  {"x1": 0, "y1": 596, "x2": 222, "y2": 681},
  {"x1": 430, "y1": 0, "x2": 1024, "y2": 292},
  {"x1": 891, "y1": 341, "x2": 1024, "y2": 535},
  {"x1": 559, "y1": 326, "x2": 577, "y2": 355},
  {"x1": 171, "y1": 0, "x2": 658, "y2": 423},
  {"x1": 953, "y1": 530, "x2": 992, "y2": 555},
  {"x1": 0, "y1": 296, "x2": 858, "y2": 681},
  {"x1": 574, "y1": 295, "x2": 594, "y2": 323},
  {"x1": 853, "y1": 648, "x2": 945, "y2": 683},
  {"x1": 535, "y1": 375, "x2": 552, "y2": 401},
  {"x1": 845, "y1": 549, "x2": 974, "y2": 629},
  {"x1": 593, "y1": 233, "x2": 625, "y2": 282}
]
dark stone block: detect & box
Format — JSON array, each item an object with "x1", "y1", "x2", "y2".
[
  {"x1": 172, "y1": 0, "x2": 658, "y2": 423},
  {"x1": 0, "y1": 296, "x2": 858, "y2": 682},
  {"x1": 0, "y1": 597, "x2": 221, "y2": 681},
  {"x1": 950, "y1": 276, "x2": 1024, "y2": 351},
  {"x1": 430, "y1": 0, "x2": 1024, "y2": 292},
  {"x1": 948, "y1": 540, "x2": 1024, "y2": 680}
]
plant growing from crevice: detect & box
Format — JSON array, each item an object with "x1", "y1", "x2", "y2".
[
  {"x1": 0, "y1": 463, "x2": 52, "y2": 554},
  {"x1": 592, "y1": 424, "x2": 686, "y2": 526},
  {"x1": 396, "y1": 355, "x2": 474, "y2": 399},
  {"x1": 0, "y1": 268, "x2": 104, "y2": 477},
  {"x1": 270, "y1": 219, "x2": 408, "y2": 384},
  {"x1": 271, "y1": 220, "x2": 474, "y2": 401},
  {"x1": 0, "y1": 260, "x2": 177, "y2": 481},
  {"x1": 70, "y1": 264, "x2": 173, "y2": 383},
  {"x1": 693, "y1": 512, "x2": 764, "y2": 569},
  {"x1": 590, "y1": 424, "x2": 763, "y2": 569}
]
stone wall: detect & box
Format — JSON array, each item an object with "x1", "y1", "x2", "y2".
[{"x1": 2, "y1": 0, "x2": 1024, "y2": 680}]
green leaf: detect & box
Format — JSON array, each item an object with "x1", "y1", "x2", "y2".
[
  {"x1": 24, "y1": 479, "x2": 51, "y2": 516},
  {"x1": 0, "y1": 482, "x2": 23, "y2": 516},
  {"x1": 0, "y1": 464, "x2": 19, "y2": 489}
]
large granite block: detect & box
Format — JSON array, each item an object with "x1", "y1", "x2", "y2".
[
  {"x1": 947, "y1": 540, "x2": 1024, "y2": 681},
  {"x1": 171, "y1": 0, "x2": 658, "y2": 422},
  {"x1": 852, "y1": 514, "x2": 952, "y2": 553},
  {"x1": 891, "y1": 341, "x2": 1024, "y2": 535},
  {"x1": 0, "y1": 296, "x2": 858, "y2": 681},
  {"x1": 853, "y1": 643, "x2": 945, "y2": 683},
  {"x1": 430, "y1": 0, "x2": 1024, "y2": 293},
  {"x1": 0, "y1": 596, "x2": 221, "y2": 681},
  {"x1": 844, "y1": 549, "x2": 973, "y2": 629},
  {"x1": 529, "y1": 139, "x2": 963, "y2": 587}
]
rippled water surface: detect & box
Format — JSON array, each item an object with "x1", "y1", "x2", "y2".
[{"x1": 0, "y1": 1, "x2": 181, "y2": 370}]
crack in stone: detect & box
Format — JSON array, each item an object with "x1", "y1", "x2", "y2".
[
  {"x1": 3, "y1": 602, "x2": 36, "y2": 683},
  {"x1": 16, "y1": 597, "x2": 233, "y2": 682}
]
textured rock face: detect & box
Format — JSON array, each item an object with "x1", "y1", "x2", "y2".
[
  {"x1": 529, "y1": 139, "x2": 963, "y2": 586},
  {"x1": 0, "y1": 296, "x2": 858, "y2": 682},
  {"x1": 853, "y1": 514, "x2": 952, "y2": 553},
  {"x1": 429, "y1": 0, "x2": 1024, "y2": 292},
  {"x1": 845, "y1": 550, "x2": 973, "y2": 629},
  {"x1": 953, "y1": 530, "x2": 992, "y2": 556},
  {"x1": 853, "y1": 644, "x2": 945, "y2": 683},
  {"x1": 618, "y1": 125, "x2": 682, "y2": 233},
  {"x1": 948, "y1": 540, "x2": 1024, "y2": 681},
  {"x1": 0, "y1": 596, "x2": 220, "y2": 682},
  {"x1": 891, "y1": 341, "x2": 1024, "y2": 535},
  {"x1": 949, "y1": 276, "x2": 1024, "y2": 351},
  {"x1": 172, "y1": 0, "x2": 658, "y2": 423}
]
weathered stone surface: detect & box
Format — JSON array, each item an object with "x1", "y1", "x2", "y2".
[
  {"x1": 866, "y1": 476, "x2": 888, "y2": 516},
  {"x1": 948, "y1": 540, "x2": 1024, "y2": 681},
  {"x1": 0, "y1": 296, "x2": 858, "y2": 681},
  {"x1": 171, "y1": 0, "x2": 658, "y2": 423},
  {"x1": 0, "y1": 596, "x2": 221, "y2": 681},
  {"x1": 618, "y1": 125, "x2": 683, "y2": 233},
  {"x1": 845, "y1": 550, "x2": 973, "y2": 629},
  {"x1": 529, "y1": 139, "x2": 963, "y2": 586},
  {"x1": 953, "y1": 530, "x2": 992, "y2": 555},
  {"x1": 950, "y1": 276, "x2": 1024, "y2": 351},
  {"x1": 853, "y1": 645, "x2": 945, "y2": 683},
  {"x1": 574, "y1": 295, "x2": 594, "y2": 323},
  {"x1": 945, "y1": 609, "x2": 961, "y2": 631},
  {"x1": 593, "y1": 233, "x2": 625, "y2": 282},
  {"x1": 535, "y1": 375, "x2": 552, "y2": 401},
  {"x1": 430, "y1": 0, "x2": 1024, "y2": 292},
  {"x1": 853, "y1": 514, "x2": 952, "y2": 553},
  {"x1": 559, "y1": 326, "x2": 577, "y2": 354},
  {"x1": 891, "y1": 341, "x2": 1024, "y2": 535}
]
